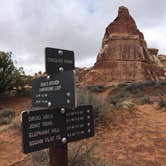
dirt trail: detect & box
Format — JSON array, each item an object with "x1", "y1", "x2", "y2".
[
  {"x1": 0, "y1": 97, "x2": 166, "y2": 166},
  {"x1": 93, "y1": 105, "x2": 166, "y2": 165}
]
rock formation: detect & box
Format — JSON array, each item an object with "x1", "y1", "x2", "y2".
[
  {"x1": 158, "y1": 55, "x2": 166, "y2": 76},
  {"x1": 78, "y1": 6, "x2": 165, "y2": 85},
  {"x1": 148, "y1": 48, "x2": 164, "y2": 68}
]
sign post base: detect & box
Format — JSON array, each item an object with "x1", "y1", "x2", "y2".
[{"x1": 49, "y1": 144, "x2": 68, "y2": 166}]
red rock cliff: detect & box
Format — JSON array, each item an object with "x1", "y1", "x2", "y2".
[{"x1": 81, "y1": 6, "x2": 165, "y2": 85}]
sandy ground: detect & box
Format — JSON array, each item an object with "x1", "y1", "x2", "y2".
[
  {"x1": 93, "y1": 106, "x2": 166, "y2": 165},
  {"x1": 0, "y1": 97, "x2": 166, "y2": 166}
]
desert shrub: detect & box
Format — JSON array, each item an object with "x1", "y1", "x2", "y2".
[
  {"x1": 117, "y1": 100, "x2": 135, "y2": 111},
  {"x1": 125, "y1": 82, "x2": 144, "y2": 91},
  {"x1": 0, "y1": 108, "x2": 15, "y2": 126},
  {"x1": 30, "y1": 144, "x2": 112, "y2": 166},
  {"x1": 69, "y1": 143, "x2": 111, "y2": 166},
  {"x1": 77, "y1": 88, "x2": 110, "y2": 124},
  {"x1": 142, "y1": 80, "x2": 156, "y2": 87},
  {"x1": 117, "y1": 82, "x2": 128, "y2": 87},
  {"x1": 157, "y1": 80, "x2": 166, "y2": 86},
  {"x1": 138, "y1": 96, "x2": 151, "y2": 105},
  {"x1": 0, "y1": 51, "x2": 25, "y2": 94},
  {"x1": 0, "y1": 108, "x2": 15, "y2": 118},
  {"x1": 87, "y1": 85, "x2": 105, "y2": 93},
  {"x1": 157, "y1": 95, "x2": 166, "y2": 110},
  {"x1": 107, "y1": 91, "x2": 130, "y2": 109}
]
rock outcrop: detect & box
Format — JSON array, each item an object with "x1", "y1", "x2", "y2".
[
  {"x1": 147, "y1": 48, "x2": 164, "y2": 67},
  {"x1": 80, "y1": 6, "x2": 165, "y2": 85},
  {"x1": 158, "y1": 55, "x2": 166, "y2": 76}
]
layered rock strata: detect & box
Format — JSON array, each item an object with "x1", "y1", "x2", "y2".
[{"x1": 81, "y1": 6, "x2": 165, "y2": 85}]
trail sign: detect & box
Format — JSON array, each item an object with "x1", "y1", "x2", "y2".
[
  {"x1": 67, "y1": 105, "x2": 94, "y2": 143},
  {"x1": 22, "y1": 105, "x2": 94, "y2": 153},
  {"x1": 22, "y1": 108, "x2": 66, "y2": 154},
  {"x1": 21, "y1": 46, "x2": 94, "y2": 166},
  {"x1": 45, "y1": 47, "x2": 75, "y2": 75},
  {"x1": 32, "y1": 71, "x2": 75, "y2": 109}
]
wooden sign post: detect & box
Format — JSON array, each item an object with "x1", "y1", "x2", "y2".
[{"x1": 49, "y1": 145, "x2": 67, "y2": 166}]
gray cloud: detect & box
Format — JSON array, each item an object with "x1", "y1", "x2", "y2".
[{"x1": 0, "y1": 0, "x2": 166, "y2": 74}]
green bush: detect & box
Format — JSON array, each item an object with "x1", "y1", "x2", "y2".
[{"x1": 0, "y1": 51, "x2": 25, "y2": 94}]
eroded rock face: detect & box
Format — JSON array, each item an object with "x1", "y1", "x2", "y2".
[
  {"x1": 82, "y1": 6, "x2": 165, "y2": 85},
  {"x1": 158, "y1": 55, "x2": 166, "y2": 76}
]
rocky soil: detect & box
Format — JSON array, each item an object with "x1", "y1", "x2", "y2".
[{"x1": 0, "y1": 96, "x2": 166, "y2": 166}]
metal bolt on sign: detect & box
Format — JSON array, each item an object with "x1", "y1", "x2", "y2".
[
  {"x1": 60, "y1": 108, "x2": 65, "y2": 114},
  {"x1": 87, "y1": 122, "x2": 90, "y2": 126},
  {"x1": 88, "y1": 129, "x2": 91, "y2": 133},
  {"x1": 58, "y1": 50, "x2": 63, "y2": 56},
  {"x1": 66, "y1": 92, "x2": 70, "y2": 97},
  {"x1": 48, "y1": 102, "x2": 52, "y2": 107},
  {"x1": 59, "y1": 67, "x2": 64, "y2": 72},
  {"x1": 66, "y1": 99, "x2": 70, "y2": 104},
  {"x1": 87, "y1": 109, "x2": 90, "y2": 113},
  {"x1": 87, "y1": 115, "x2": 91, "y2": 119},
  {"x1": 47, "y1": 75, "x2": 50, "y2": 80},
  {"x1": 61, "y1": 137, "x2": 67, "y2": 144}
]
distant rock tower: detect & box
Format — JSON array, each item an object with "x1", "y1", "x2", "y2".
[{"x1": 83, "y1": 6, "x2": 165, "y2": 84}]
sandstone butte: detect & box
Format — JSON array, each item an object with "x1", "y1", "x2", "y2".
[{"x1": 76, "y1": 6, "x2": 166, "y2": 86}]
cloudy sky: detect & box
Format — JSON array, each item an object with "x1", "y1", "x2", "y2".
[{"x1": 0, "y1": 0, "x2": 166, "y2": 75}]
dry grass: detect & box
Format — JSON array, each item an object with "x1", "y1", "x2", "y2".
[
  {"x1": 77, "y1": 87, "x2": 110, "y2": 124},
  {"x1": 30, "y1": 143, "x2": 113, "y2": 166},
  {"x1": 68, "y1": 143, "x2": 112, "y2": 166}
]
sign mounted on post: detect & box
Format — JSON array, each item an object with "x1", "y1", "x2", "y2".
[
  {"x1": 32, "y1": 71, "x2": 75, "y2": 109},
  {"x1": 45, "y1": 47, "x2": 75, "y2": 75},
  {"x1": 21, "y1": 46, "x2": 94, "y2": 166},
  {"x1": 22, "y1": 105, "x2": 94, "y2": 153},
  {"x1": 22, "y1": 108, "x2": 66, "y2": 154},
  {"x1": 67, "y1": 105, "x2": 94, "y2": 143}
]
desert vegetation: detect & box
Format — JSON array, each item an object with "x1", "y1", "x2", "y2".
[
  {"x1": 0, "y1": 51, "x2": 32, "y2": 97},
  {"x1": 106, "y1": 81, "x2": 166, "y2": 110},
  {"x1": 0, "y1": 108, "x2": 15, "y2": 126},
  {"x1": 77, "y1": 87, "x2": 110, "y2": 124},
  {"x1": 30, "y1": 143, "x2": 112, "y2": 166},
  {"x1": 1, "y1": 53, "x2": 166, "y2": 165}
]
